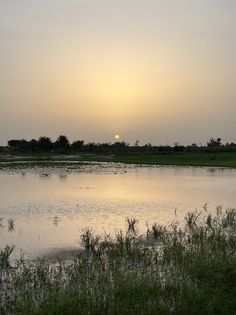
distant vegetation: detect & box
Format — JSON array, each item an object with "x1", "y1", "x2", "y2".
[
  {"x1": 0, "y1": 207, "x2": 236, "y2": 314},
  {"x1": 1, "y1": 136, "x2": 236, "y2": 155},
  {"x1": 1, "y1": 136, "x2": 236, "y2": 168}
]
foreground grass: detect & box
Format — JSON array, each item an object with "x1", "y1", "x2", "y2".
[
  {"x1": 0, "y1": 152, "x2": 236, "y2": 168},
  {"x1": 1, "y1": 207, "x2": 236, "y2": 314}
]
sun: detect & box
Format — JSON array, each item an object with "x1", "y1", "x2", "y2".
[{"x1": 115, "y1": 134, "x2": 120, "y2": 140}]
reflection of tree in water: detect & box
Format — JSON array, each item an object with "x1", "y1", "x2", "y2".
[
  {"x1": 59, "y1": 173, "x2": 68, "y2": 181},
  {"x1": 40, "y1": 173, "x2": 51, "y2": 179},
  {"x1": 53, "y1": 216, "x2": 60, "y2": 226}
]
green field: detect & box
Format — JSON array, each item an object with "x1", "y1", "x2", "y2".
[
  {"x1": 110, "y1": 152, "x2": 236, "y2": 167},
  {"x1": 1, "y1": 152, "x2": 236, "y2": 168}
]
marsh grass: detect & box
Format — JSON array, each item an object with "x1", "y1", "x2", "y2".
[
  {"x1": 146, "y1": 223, "x2": 167, "y2": 241},
  {"x1": 0, "y1": 208, "x2": 236, "y2": 314},
  {"x1": 7, "y1": 219, "x2": 15, "y2": 232},
  {"x1": 0, "y1": 245, "x2": 15, "y2": 269},
  {"x1": 80, "y1": 228, "x2": 100, "y2": 252},
  {"x1": 126, "y1": 218, "x2": 139, "y2": 235}
]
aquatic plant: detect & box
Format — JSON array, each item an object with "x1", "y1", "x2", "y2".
[
  {"x1": 0, "y1": 207, "x2": 235, "y2": 314},
  {"x1": 146, "y1": 223, "x2": 167, "y2": 240},
  {"x1": 126, "y1": 217, "x2": 138, "y2": 235},
  {"x1": 184, "y1": 210, "x2": 202, "y2": 229},
  {"x1": 0, "y1": 245, "x2": 15, "y2": 269},
  {"x1": 80, "y1": 228, "x2": 100, "y2": 252},
  {"x1": 7, "y1": 219, "x2": 15, "y2": 232}
]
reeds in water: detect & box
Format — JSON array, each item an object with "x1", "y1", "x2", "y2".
[{"x1": 0, "y1": 207, "x2": 236, "y2": 314}]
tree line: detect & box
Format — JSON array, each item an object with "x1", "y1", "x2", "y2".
[{"x1": 2, "y1": 136, "x2": 236, "y2": 154}]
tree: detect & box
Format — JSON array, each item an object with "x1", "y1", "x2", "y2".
[
  {"x1": 8, "y1": 139, "x2": 30, "y2": 152},
  {"x1": 29, "y1": 139, "x2": 38, "y2": 153},
  {"x1": 173, "y1": 142, "x2": 185, "y2": 152},
  {"x1": 113, "y1": 141, "x2": 129, "y2": 154},
  {"x1": 207, "y1": 138, "x2": 222, "y2": 147},
  {"x1": 54, "y1": 135, "x2": 70, "y2": 153},
  {"x1": 71, "y1": 140, "x2": 84, "y2": 152},
  {"x1": 8, "y1": 140, "x2": 21, "y2": 149},
  {"x1": 38, "y1": 137, "x2": 53, "y2": 152}
]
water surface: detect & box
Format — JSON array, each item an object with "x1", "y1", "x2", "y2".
[{"x1": 0, "y1": 162, "x2": 235, "y2": 259}]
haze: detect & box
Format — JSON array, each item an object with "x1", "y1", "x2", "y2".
[{"x1": 0, "y1": 0, "x2": 236, "y2": 145}]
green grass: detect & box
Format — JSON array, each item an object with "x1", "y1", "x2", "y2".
[
  {"x1": 111, "y1": 152, "x2": 236, "y2": 167},
  {"x1": 0, "y1": 152, "x2": 236, "y2": 168},
  {"x1": 1, "y1": 208, "x2": 236, "y2": 314}
]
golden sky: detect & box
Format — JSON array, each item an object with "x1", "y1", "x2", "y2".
[{"x1": 0, "y1": 0, "x2": 235, "y2": 145}]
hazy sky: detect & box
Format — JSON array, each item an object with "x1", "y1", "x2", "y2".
[{"x1": 0, "y1": 0, "x2": 236, "y2": 145}]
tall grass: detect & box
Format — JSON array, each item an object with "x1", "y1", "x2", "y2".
[{"x1": 0, "y1": 207, "x2": 236, "y2": 314}]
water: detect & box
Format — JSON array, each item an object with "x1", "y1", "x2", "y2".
[{"x1": 0, "y1": 162, "x2": 236, "y2": 259}]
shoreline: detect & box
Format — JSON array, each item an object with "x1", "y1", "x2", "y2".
[{"x1": 0, "y1": 152, "x2": 236, "y2": 168}]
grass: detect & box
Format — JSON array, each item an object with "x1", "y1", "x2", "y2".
[
  {"x1": 112, "y1": 152, "x2": 236, "y2": 168},
  {"x1": 0, "y1": 207, "x2": 236, "y2": 314},
  {"x1": 0, "y1": 152, "x2": 236, "y2": 168}
]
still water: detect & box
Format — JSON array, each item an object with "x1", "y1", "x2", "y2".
[{"x1": 0, "y1": 162, "x2": 236, "y2": 259}]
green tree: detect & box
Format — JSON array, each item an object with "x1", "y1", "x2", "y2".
[
  {"x1": 38, "y1": 137, "x2": 53, "y2": 152},
  {"x1": 54, "y1": 135, "x2": 70, "y2": 153},
  {"x1": 71, "y1": 140, "x2": 84, "y2": 152},
  {"x1": 207, "y1": 137, "x2": 222, "y2": 147}
]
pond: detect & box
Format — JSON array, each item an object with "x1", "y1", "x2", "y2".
[{"x1": 0, "y1": 162, "x2": 236, "y2": 259}]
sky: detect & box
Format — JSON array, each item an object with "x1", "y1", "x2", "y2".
[{"x1": 0, "y1": 0, "x2": 236, "y2": 145}]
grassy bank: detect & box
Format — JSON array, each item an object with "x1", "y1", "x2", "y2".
[
  {"x1": 1, "y1": 207, "x2": 236, "y2": 314},
  {"x1": 111, "y1": 152, "x2": 236, "y2": 168},
  {"x1": 0, "y1": 152, "x2": 236, "y2": 168}
]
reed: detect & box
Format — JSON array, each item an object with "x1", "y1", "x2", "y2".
[
  {"x1": 0, "y1": 207, "x2": 235, "y2": 314},
  {"x1": 7, "y1": 219, "x2": 15, "y2": 232}
]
